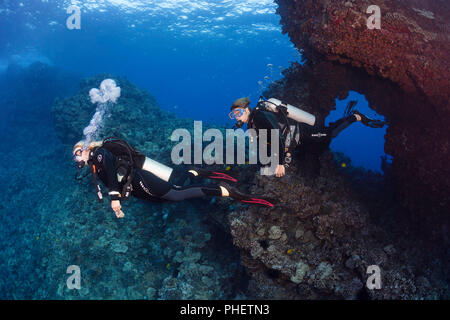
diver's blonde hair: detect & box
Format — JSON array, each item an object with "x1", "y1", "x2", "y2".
[{"x1": 73, "y1": 140, "x2": 103, "y2": 154}]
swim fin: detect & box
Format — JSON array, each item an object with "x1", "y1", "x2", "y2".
[
  {"x1": 220, "y1": 183, "x2": 275, "y2": 208},
  {"x1": 190, "y1": 168, "x2": 238, "y2": 183}
]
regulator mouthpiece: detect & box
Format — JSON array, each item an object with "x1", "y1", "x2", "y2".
[{"x1": 233, "y1": 120, "x2": 244, "y2": 129}]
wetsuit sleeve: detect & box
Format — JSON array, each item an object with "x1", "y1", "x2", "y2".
[
  {"x1": 93, "y1": 147, "x2": 121, "y2": 201},
  {"x1": 253, "y1": 111, "x2": 286, "y2": 165}
]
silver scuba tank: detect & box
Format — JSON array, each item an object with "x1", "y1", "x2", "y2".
[
  {"x1": 141, "y1": 157, "x2": 173, "y2": 182},
  {"x1": 262, "y1": 98, "x2": 316, "y2": 126}
]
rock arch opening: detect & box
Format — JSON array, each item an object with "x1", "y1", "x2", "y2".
[{"x1": 326, "y1": 90, "x2": 389, "y2": 173}]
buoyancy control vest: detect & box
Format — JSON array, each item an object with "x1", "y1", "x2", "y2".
[
  {"x1": 255, "y1": 97, "x2": 315, "y2": 165},
  {"x1": 88, "y1": 137, "x2": 146, "y2": 201}
]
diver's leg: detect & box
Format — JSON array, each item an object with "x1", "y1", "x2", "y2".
[
  {"x1": 352, "y1": 111, "x2": 386, "y2": 128},
  {"x1": 169, "y1": 166, "x2": 238, "y2": 185},
  {"x1": 161, "y1": 182, "x2": 275, "y2": 207},
  {"x1": 297, "y1": 133, "x2": 330, "y2": 177},
  {"x1": 131, "y1": 169, "x2": 172, "y2": 201},
  {"x1": 326, "y1": 115, "x2": 357, "y2": 139},
  {"x1": 168, "y1": 165, "x2": 194, "y2": 186},
  {"x1": 160, "y1": 184, "x2": 223, "y2": 201}
]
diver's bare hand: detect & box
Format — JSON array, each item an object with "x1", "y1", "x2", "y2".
[
  {"x1": 275, "y1": 165, "x2": 286, "y2": 178},
  {"x1": 111, "y1": 200, "x2": 124, "y2": 218},
  {"x1": 275, "y1": 165, "x2": 285, "y2": 178}
]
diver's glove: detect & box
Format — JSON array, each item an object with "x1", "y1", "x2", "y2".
[
  {"x1": 220, "y1": 182, "x2": 275, "y2": 208},
  {"x1": 189, "y1": 167, "x2": 238, "y2": 183}
]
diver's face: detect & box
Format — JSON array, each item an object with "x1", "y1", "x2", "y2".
[
  {"x1": 73, "y1": 148, "x2": 90, "y2": 166},
  {"x1": 229, "y1": 107, "x2": 249, "y2": 123}
]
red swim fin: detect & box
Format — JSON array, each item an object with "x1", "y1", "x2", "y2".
[
  {"x1": 209, "y1": 171, "x2": 238, "y2": 183},
  {"x1": 219, "y1": 182, "x2": 275, "y2": 208},
  {"x1": 194, "y1": 168, "x2": 238, "y2": 183},
  {"x1": 241, "y1": 197, "x2": 275, "y2": 208}
]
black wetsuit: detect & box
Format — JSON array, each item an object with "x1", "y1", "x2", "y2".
[
  {"x1": 248, "y1": 108, "x2": 357, "y2": 165},
  {"x1": 247, "y1": 109, "x2": 287, "y2": 165},
  {"x1": 296, "y1": 115, "x2": 357, "y2": 156},
  {"x1": 90, "y1": 147, "x2": 222, "y2": 202}
]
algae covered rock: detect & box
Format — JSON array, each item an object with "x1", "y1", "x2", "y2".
[
  {"x1": 229, "y1": 151, "x2": 449, "y2": 299},
  {"x1": 274, "y1": 0, "x2": 450, "y2": 222}
]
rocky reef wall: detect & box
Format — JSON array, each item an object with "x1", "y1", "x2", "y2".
[
  {"x1": 3, "y1": 62, "x2": 447, "y2": 299},
  {"x1": 274, "y1": 0, "x2": 450, "y2": 216},
  {"x1": 228, "y1": 154, "x2": 448, "y2": 299},
  {"x1": 48, "y1": 73, "x2": 449, "y2": 299},
  {"x1": 223, "y1": 0, "x2": 450, "y2": 300}
]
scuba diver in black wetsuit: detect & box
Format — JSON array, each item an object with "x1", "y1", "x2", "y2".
[
  {"x1": 229, "y1": 97, "x2": 386, "y2": 177},
  {"x1": 73, "y1": 137, "x2": 274, "y2": 218}
]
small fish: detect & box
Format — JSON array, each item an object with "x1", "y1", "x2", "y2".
[
  {"x1": 257, "y1": 81, "x2": 263, "y2": 85},
  {"x1": 341, "y1": 163, "x2": 347, "y2": 168},
  {"x1": 264, "y1": 76, "x2": 270, "y2": 80},
  {"x1": 225, "y1": 166, "x2": 231, "y2": 171},
  {"x1": 166, "y1": 263, "x2": 170, "y2": 269},
  {"x1": 287, "y1": 249, "x2": 294, "y2": 255},
  {"x1": 55, "y1": 238, "x2": 59, "y2": 243},
  {"x1": 245, "y1": 161, "x2": 250, "y2": 165},
  {"x1": 35, "y1": 236, "x2": 40, "y2": 240},
  {"x1": 267, "y1": 63, "x2": 273, "y2": 68}
]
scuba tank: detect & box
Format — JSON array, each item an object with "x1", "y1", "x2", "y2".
[
  {"x1": 259, "y1": 98, "x2": 316, "y2": 126},
  {"x1": 141, "y1": 157, "x2": 173, "y2": 182}
]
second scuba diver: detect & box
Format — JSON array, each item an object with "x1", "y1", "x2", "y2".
[
  {"x1": 73, "y1": 137, "x2": 274, "y2": 218},
  {"x1": 229, "y1": 97, "x2": 386, "y2": 177}
]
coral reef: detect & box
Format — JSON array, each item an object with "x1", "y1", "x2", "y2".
[
  {"x1": 275, "y1": 0, "x2": 449, "y2": 108},
  {"x1": 47, "y1": 75, "x2": 243, "y2": 299},
  {"x1": 1, "y1": 69, "x2": 241, "y2": 299},
  {"x1": 1, "y1": 64, "x2": 447, "y2": 300},
  {"x1": 0, "y1": 63, "x2": 79, "y2": 299},
  {"x1": 274, "y1": 0, "x2": 450, "y2": 217},
  {"x1": 227, "y1": 152, "x2": 449, "y2": 299},
  {"x1": 223, "y1": 0, "x2": 450, "y2": 298}
]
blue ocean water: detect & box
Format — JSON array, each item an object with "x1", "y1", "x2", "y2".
[
  {"x1": 326, "y1": 91, "x2": 387, "y2": 172},
  {"x1": 0, "y1": 0, "x2": 390, "y2": 299},
  {"x1": 0, "y1": 0, "x2": 386, "y2": 171}
]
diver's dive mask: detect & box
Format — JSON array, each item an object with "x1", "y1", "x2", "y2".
[
  {"x1": 229, "y1": 108, "x2": 246, "y2": 129},
  {"x1": 229, "y1": 108, "x2": 245, "y2": 120},
  {"x1": 73, "y1": 147, "x2": 86, "y2": 169}
]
